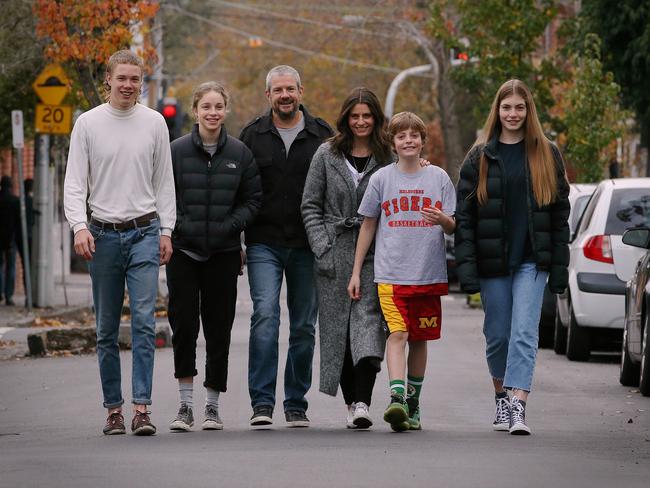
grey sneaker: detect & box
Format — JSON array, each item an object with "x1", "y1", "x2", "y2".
[
  {"x1": 346, "y1": 403, "x2": 356, "y2": 429},
  {"x1": 285, "y1": 410, "x2": 310, "y2": 428},
  {"x1": 352, "y1": 402, "x2": 373, "y2": 429},
  {"x1": 493, "y1": 396, "x2": 511, "y2": 431},
  {"x1": 250, "y1": 405, "x2": 273, "y2": 426},
  {"x1": 509, "y1": 397, "x2": 531, "y2": 435},
  {"x1": 169, "y1": 404, "x2": 194, "y2": 432},
  {"x1": 202, "y1": 404, "x2": 223, "y2": 430}
]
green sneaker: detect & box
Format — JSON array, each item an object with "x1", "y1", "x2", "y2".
[
  {"x1": 406, "y1": 397, "x2": 421, "y2": 430},
  {"x1": 384, "y1": 394, "x2": 409, "y2": 432}
]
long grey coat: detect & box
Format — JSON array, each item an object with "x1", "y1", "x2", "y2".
[{"x1": 301, "y1": 142, "x2": 386, "y2": 396}]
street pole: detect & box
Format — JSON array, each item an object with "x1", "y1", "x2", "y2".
[
  {"x1": 34, "y1": 134, "x2": 54, "y2": 307},
  {"x1": 11, "y1": 111, "x2": 33, "y2": 310},
  {"x1": 385, "y1": 64, "x2": 435, "y2": 119}
]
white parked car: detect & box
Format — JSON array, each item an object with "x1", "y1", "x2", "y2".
[
  {"x1": 555, "y1": 178, "x2": 650, "y2": 361},
  {"x1": 543, "y1": 183, "x2": 596, "y2": 350}
]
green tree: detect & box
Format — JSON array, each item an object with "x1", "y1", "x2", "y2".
[
  {"x1": 562, "y1": 34, "x2": 629, "y2": 182},
  {"x1": 580, "y1": 0, "x2": 650, "y2": 174},
  {"x1": 428, "y1": 0, "x2": 563, "y2": 126},
  {"x1": 0, "y1": 0, "x2": 45, "y2": 148}
]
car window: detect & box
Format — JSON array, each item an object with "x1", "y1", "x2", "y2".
[
  {"x1": 576, "y1": 186, "x2": 602, "y2": 237},
  {"x1": 570, "y1": 195, "x2": 592, "y2": 233},
  {"x1": 605, "y1": 188, "x2": 650, "y2": 235}
]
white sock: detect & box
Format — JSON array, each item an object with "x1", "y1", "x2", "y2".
[
  {"x1": 179, "y1": 382, "x2": 193, "y2": 408},
  {"x1": 206, "y1": 387, "x2": 220, "y2": 408}
]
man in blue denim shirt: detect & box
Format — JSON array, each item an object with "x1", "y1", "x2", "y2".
[{"x1": 64, "y1": 50, "x2": 176, "y2": 436}]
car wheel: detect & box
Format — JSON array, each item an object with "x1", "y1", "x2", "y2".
[
  {"x1": 640, "y1": 313, "x2": 650, "y2": 396},
  {"x1": 566, "y1": 298, "x2": 590, "y2": 361},
  {"x1": 620, "y1": 318, "x2": 640, "y2": 387},
  {"x1": 538, "y1": 322, "x2": 554, "y2": 349},
  {"x1": 553, "y1": 306, "x2": 567, "y2": 355}
]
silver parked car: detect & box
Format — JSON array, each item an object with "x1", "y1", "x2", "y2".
[{"x1": 620, "y1": 227, "x2": 650, "y2": 396}]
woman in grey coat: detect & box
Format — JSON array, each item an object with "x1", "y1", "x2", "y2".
[{"x1": 301, "y1": 88, "x2": 392, "y2": 429}]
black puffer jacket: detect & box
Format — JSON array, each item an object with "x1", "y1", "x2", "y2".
[
  {"x1": 454, "y1": 136, "x2": 570, "y2": 294},
  {"x1": 170, "y1": 124, "x2": 262, "y2": 255},
  {"x1": 239, "y1": 106, "x2": 333, "y2": 248}
]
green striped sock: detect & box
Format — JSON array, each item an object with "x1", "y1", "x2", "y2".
[
  {"x1": 390, "y1": 380, "x2": 406, "y2": 398},
  {"x1": 407, "y1": 375, "x2": 424, "y2": 400}
]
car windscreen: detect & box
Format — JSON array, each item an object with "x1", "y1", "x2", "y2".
[
  {"x1": 571, "y1": 195, "x2": 592, "y2": 233},
  {"x1": 605, "y1": 188, "x2": 650, "y2": 235}
]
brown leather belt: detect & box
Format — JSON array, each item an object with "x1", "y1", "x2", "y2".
[{"x1": 90, "y1": 212, "x2": 158, "y2": 231}]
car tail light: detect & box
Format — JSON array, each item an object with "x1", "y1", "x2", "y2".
[{"x1": 583, "y1": 235, "x2": 614, "y2": 263}]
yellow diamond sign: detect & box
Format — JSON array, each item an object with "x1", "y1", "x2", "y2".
[{"x1": 33, "y1": 64, "x2": 70, "y2": 105}]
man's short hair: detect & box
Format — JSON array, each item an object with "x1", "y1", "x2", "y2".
[
  {"x1": 103, "y1": 50, "x2": 144, "y2": 101},
  {"x1": 265, "y1": 65, "x2": 301, "y2": 91}
]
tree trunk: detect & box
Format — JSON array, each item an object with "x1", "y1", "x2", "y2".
[
  {"x1": 433, "y1": 41, "x2": 465, "y2": 184},
  {"x1": 75, "y1": 62, "x2": 103, "y2": 108}
]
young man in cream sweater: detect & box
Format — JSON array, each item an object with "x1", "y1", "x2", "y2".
[{"x1": 64, "y1": 50, "x2": 175, "y2": 436}]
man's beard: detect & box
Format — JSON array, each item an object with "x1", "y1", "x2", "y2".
[{"x1": 274, "y1": 102, "x2": 298, "y2": 120}]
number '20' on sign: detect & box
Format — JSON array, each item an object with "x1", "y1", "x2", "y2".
[{"x1": 35, "y1": 103, "x2": 72, "y2": 135}]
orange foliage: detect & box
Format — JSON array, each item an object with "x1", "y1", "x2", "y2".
[{"x1": 33, "y1": 0, "x2": 159, "y2": 69}]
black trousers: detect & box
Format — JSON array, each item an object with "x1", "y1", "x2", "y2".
[
  {"x1": 339, "y1": 327, "x2": 379, "y2": 406},
  {"x1": 167, "y1": 249, "x2": 240, "y2": 391}
]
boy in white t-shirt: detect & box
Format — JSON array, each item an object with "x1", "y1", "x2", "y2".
[{"x1": 348, "y1": 112, "x2": 456, "y2": 431}]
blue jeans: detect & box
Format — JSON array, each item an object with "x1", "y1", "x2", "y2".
[
  {"x1": 88, "y1": 220, "x2": 160, "y2": 408},
  {"x1": 479, "y1": 262, "x2": 548, "y2": 392},
  {"x1": 0, "y1": 243, "x2": 16, "y2": 301},
  {"x1": 247, "y1": 244, "x2": 317, "y2": 412}
]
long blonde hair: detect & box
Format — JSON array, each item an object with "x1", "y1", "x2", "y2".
[{"x1": 473, "y1": 79, "x2": 557, "y2": 207}]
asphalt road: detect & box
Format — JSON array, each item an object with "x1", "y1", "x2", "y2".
[{"x1": 1, "y1": 277, "x2": 649, "y2": 488}]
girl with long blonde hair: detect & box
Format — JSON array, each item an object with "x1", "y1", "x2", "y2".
[{"x1": 455, "y1": 79, "x2": 570, "y2": 435}]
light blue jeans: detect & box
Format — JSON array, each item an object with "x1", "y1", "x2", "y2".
[
  {"x1": 88, "y1": 220, "x2": 160, "y2": 408},
  {"x1": 479, "y1": 262, "x2": 548, "y2": 392},
  {"x1": 247, "y1": 244, "x2": 317, "y2": 413}
]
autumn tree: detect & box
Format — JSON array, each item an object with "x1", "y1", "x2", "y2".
[
  {"x1": 428, "y1": 0, "x2": 563, "y2": 126},
  {"x1": 562, "y1": 34, "x2": 628, "y2": 182},
  {"x1": 33, "y1": 0, "x2": 159, "y2": 108}
]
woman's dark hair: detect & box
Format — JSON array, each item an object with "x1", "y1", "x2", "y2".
[{"x1": 330, "y1": 87, "x2": 392, "y2": 165}]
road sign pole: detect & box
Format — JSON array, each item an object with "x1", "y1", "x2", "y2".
[
  {"x1": 11, "y1": 111, "x2": 33, "y2": 310},
  {"x1": 33, "y1": 134, "x2": 54, "y2": 307}
]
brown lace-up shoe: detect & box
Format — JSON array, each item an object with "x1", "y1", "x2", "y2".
[
  {"x1": 131, "y1": 410, "x2": 156, "y2": 436},
  {"x1": 103, "y1": 412, "x2": 126, "y2": 435}
]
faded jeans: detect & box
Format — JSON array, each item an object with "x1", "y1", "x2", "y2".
[
  {"x1": 88, "y1": 220, "x2": 160, "y2": 408},
  {"x1": 479, "y1": 262, "x2": 548, "y2": 392},
  {"x1": 247, "y1": 244, "x2": 317, "y2": 413}
]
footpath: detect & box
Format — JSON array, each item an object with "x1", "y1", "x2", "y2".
[{"x1": 0, "y1": 271, "x2": 171, "y2": 360}]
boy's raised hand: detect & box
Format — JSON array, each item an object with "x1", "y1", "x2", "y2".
[{"x1": 347, "y1": 274, "x2": 362, "y2": 301}]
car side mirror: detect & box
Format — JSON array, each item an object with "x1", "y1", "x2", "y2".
[{"x1": 622, "y1": 227, "x2": 650, "y2": 249}]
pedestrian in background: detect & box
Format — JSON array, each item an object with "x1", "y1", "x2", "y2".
[
  {"x1": 302, "y1": 87, "x2": 391, "y2": 429},
  {"x1": 348, "y1": 112, "x2": 456, "y2": 432},
  {"x1": 240, "y1": 65, "x2": 333, "y2": 428},
  {"x1": 16, "y1": 178, "x2": 34, "y2": 303},
  {"x1": 455, "y1": 79, "x2": 570, "y2": 435},
  {"x1": 0, "y1": 175, "x2": 19, "y2": 306},
  {"x1": 64, "y1": 49, "x2": 176, "y2": 436},
  {"x1": 167, "y1": 81, "x2": 261, "y2": 432}
]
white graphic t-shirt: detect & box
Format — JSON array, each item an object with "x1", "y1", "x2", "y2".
[{"x1": 357, "y1": 163, "x2": 456, "y2": 285}]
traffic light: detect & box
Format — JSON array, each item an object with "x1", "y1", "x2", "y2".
[
  {"x1": 158, "y1": 96, "x2": 183, "y2": 141},
  {"x1": 450, "y1": 48, "x2": 471, "y2": 66},
  {"x1": 248, "y1": 37, "x2": 263, "y2": 48}
]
